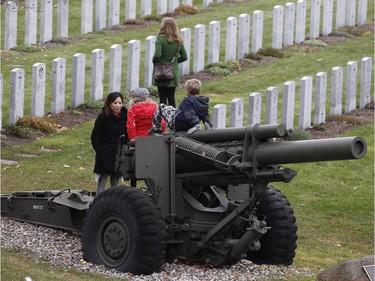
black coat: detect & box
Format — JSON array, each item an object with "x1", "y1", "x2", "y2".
[{"x1": 91, "y1": 107, "x2": 129, "y2": 174}]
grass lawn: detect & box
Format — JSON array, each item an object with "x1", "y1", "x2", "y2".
[{"x1": 1, "y1": 0, "x2": 374, "y2": 280}]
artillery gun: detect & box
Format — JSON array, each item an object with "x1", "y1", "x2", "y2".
[{"x1": 1, "y1": 124, "x2": 367, "y2": 275}]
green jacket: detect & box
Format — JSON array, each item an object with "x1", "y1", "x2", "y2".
[{"x1": 152, "y1": 35, "x2": 188, "y2": 87}]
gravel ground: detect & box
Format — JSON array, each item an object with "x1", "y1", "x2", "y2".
[{"x1": 1, "y1": 217, "x2": 315, "y2": 280}]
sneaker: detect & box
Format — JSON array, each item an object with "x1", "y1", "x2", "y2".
[{"x1": 148, "y1": 127, "x2": 162, "y2": 135}]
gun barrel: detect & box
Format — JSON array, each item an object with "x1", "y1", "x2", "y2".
[
  {"x1": 255, "y1": 137, "x2": 367, "y2": 165},
  {"x1": 184, "y1": 124, "x2": 289, "y2": 142}
]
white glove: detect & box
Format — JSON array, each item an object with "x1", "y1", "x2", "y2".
[
  {"x1": 204, "y1": 122, "x2": 212, "y2": 130},
  {"x1": 187, "y1": 124, "x2": 201, "y2": 134}
]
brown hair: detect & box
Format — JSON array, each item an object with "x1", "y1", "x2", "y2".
[
  {"x1": 158, "y1": 17, "x2": 184, "y2": 44},
  {"x1": 104, "y1": 92, "x2": 124, "y2": 116},
  {"x1": 185, "y1": 79, "x2": 201, "y2": 96}
]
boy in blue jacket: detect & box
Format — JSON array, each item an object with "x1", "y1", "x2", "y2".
[{"x1": 149, "y1": 79, "x2": 212, "y2": 135}]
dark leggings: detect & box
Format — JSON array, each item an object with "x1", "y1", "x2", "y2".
[{"x1": 158, "y1": 86, "x2": 176, "y2": 107}]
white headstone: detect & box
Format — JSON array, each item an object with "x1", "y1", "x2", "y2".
[
  {"x1": 295, "y1": 0, "x2": 306, "y2": 44},
  {"x1": 238, "y1": 14, "x2": 250, "y2": 59},
  {"x1": 252, "y1": 10, "x2": 263, "y2": 53},
  {"x1": 284, "y1": 3, "x2": 295, "y2": 46},
  {"x1": 169, "y1": 0, "x2": 179, "y2": 13},
  {"x1": 193, "y1": 24, "x2": 206, "y2": 74},
  {"x1": 314, "y1": 72, "x2": 327, "y2": 125},
  {"x1": 31, "y1": 63, "x2": 46, "y2": 117},
  {"x1": 282, "y1": 81, "x2": 295, "y2": 130},
  {"x1": 157, "y1": 0, "x2": 167, "y2": 16},
  {"x1": 109, "y1": 44, "x2": 123, "y2": 93},
  {"x1": 126, "y1": 0, "x2": 136, "y2": 20},
  {"x1": 248, "y1": 92, "x2": 262, "y2": 125},
  {"x1": 96, "y1": 0, "x2": 107, "y2": 31},
  {"x1": 183, "y1": 0, "x2": 193, "y2": 5},
  {"x1": 51, "y1": 58, "x2": 66, "y2": 115},
  {"x1": 225, "y1": 17, "x2": 237, "y2": 61},
  {"x1": 57, "y1": 0, "x2": 69, "y2": 38},
  {"x1": 109, "y1": 0, "x2": 120, "y2": 27},
  {"x1": 208, "y1": 21, "x2": 220, "y2": 64},
  {"x1": 330, "y1": 66, "x2": 343, "y2": 115},
  {"x1": 230, "y1": 98, "x2": 244, "y2": 127},
  {"x1": 265, "y1": 86, "x2": 278, "y2": 125},
  {"x1": 180, "y1": 28, "x2": 191, "y2": 77},
  {"x1": 345, "y1": 61, "x2": 357, "y2": 113},
  {"x1": 357, "y1": 0, "x2": 368, "y2": 26},
  {"x1": 10, "y1": 69, "x2": 25, "y2": 125},
  {"x1": 141, "y1": 0, "x2": 152, "y2": 17},
  {"x1": 145, "y1": 36, "x2": 156, "y2": 87},
  {"x1": 203, "y1": 0, "x2": 210, "y2": 7},
  {"x1": 71, "y1": 53, "x2": 86, "y2": 108},
  {"x1": 127, "y1": 40, "x2": 141, "y2": 93},
  {"x1": 299, "y1": 76, "x2": 312, "y2": 130},
  {"x1": 322, "y1": 0, "x2": 333, "y2": 36},
  {"x1": 41, "y1": 0, "x2": 53, "y2": 43},
  {"x1": 336, "y1": 0, "x2": 346, "y2": 29},
  {"x1": 212, "y1": 104, "x2": 227, "y2": 129},
  {"x1": 25, "y1": 0, "x2": 38, "y2": 45},
  {"x1": 272, "y1": 5, "x2": 284, "y2": 49},
  {"x1": 360, "y1": 57, "x2": 372, "y2": 109},
  {"x1": 4, "y1": 1, "x2": 18, "y2": 50},
  {"x1": 310, "y1": 0, "x2": 320, "y2": 40},
  {"x1": 90, "y1": 49, "x2": 105, "y2": 101},
  {"x1": 345, "y1": 0, "x2": 356, "y2": 26},
  {"x1": 81, "y1": 0, "x2": 93, "y2": 34}
]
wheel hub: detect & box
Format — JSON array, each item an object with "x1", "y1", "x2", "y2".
[
  {"x1": 98, "y1": 215, "x2": 130, "y2": 267},
  {"x1": 103, "y1": 222, "x2": 127, "y2": 259}
]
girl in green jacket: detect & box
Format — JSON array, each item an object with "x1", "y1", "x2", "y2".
[{"x1": 153, "y1": 17, "x2": 188, "y2": 107}]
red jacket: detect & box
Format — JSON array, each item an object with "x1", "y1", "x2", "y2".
[{"x1": 127, "y1": 102, "x2": 165, "y2": 140}]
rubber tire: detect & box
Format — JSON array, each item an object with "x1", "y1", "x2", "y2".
[
  {"x1": 247, "y1": 186, "x2": 297, "y2": 265},
  {"x1": 82, "y1": 186, "x2": 166, "y2": 275}
]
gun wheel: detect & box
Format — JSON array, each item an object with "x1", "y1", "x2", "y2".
[
  {"x1": 247, "y1": 186, "x2": 297, "y2": 265},
  {"x1": 82, "y1": 186, "x2": 166, "y2": 275}
]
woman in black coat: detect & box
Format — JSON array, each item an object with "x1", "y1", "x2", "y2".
[{"x1": 91, "y1": 92, "x2": 129, "y2": 194}]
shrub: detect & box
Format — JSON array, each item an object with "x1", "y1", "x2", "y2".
[
  {"x1": 206, "y1": 66, "x2": 232, "y2": 76},
  {"x1": 339, "y1": 26, "x2": 369, "y2": 37},
  {"x1": 147, "y1": 85, "x2": 159, "y2": 97},
  {"x1": 312, "y1": 124, "x2": 326, "y2": 131},
  {"x1": 304, "y1": 40, "x2": 328, "y2": 47},
  {"x1": 326, "y1": 115, "x2": 361, "y2": 125},
  {"x1": 3, "y1": 125, "x2": 32, "y2": 139},
  {"x1": 286, "y1": 129, "x2": 312, "y2": 141},
  {"x1": 15, "y1": 116, "x2": 57, "y2": 134},
  {"x1": 257, "y1": 47, "x2": 286, "y2": 58},
  {"x1": 13, "y1": 44, "x2": 39, "y2": 53},
  {"x1": 143, "y1": 15, "x2": 162, "y2": 22},
  {"x1": 124, "y1": 19, "x2": 144, "y2": 25},
  {"x1": 81, "y1": 100, "x2": 104, "y2": 110},
  {"x1": 174, "y1": 5, "x2": 199, "y2": 15},
  {"x1": 206, "y1": 60, "x2": 240, "y2": 75},
  {"x1": 245, "y1": 52, "x2": 263, "y2": 60},
  {"x1": 50, "y1": 37, "x2": 70, "y2": 45}
]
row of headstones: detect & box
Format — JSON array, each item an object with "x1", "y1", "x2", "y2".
[
  {"x1": 211, "y1": 57, "x2": 372, "y2": 130},
  {"x1": 3, "y1": 0, "x2": 224, "y2": 49},
  {"x1": 1, "y1": 56, "x2": 372, "y2": 132},
  {"x1": 273, "y1": 0, "x2": 368, "y2": 48},
  {"x1": 3, "y1": 0, "x2": 371, "y2": 117},
  {"x1": 3, "y1": 0, "x2": 369, "y2": 50}
]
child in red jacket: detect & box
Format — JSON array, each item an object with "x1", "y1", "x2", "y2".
[{"x1": 126, "y1": 87, "x2": 165, "y2": 140}]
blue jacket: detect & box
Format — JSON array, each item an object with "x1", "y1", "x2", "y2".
[{"x1": 175, "y1": 96, "x2": 212, "y2": 131}]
